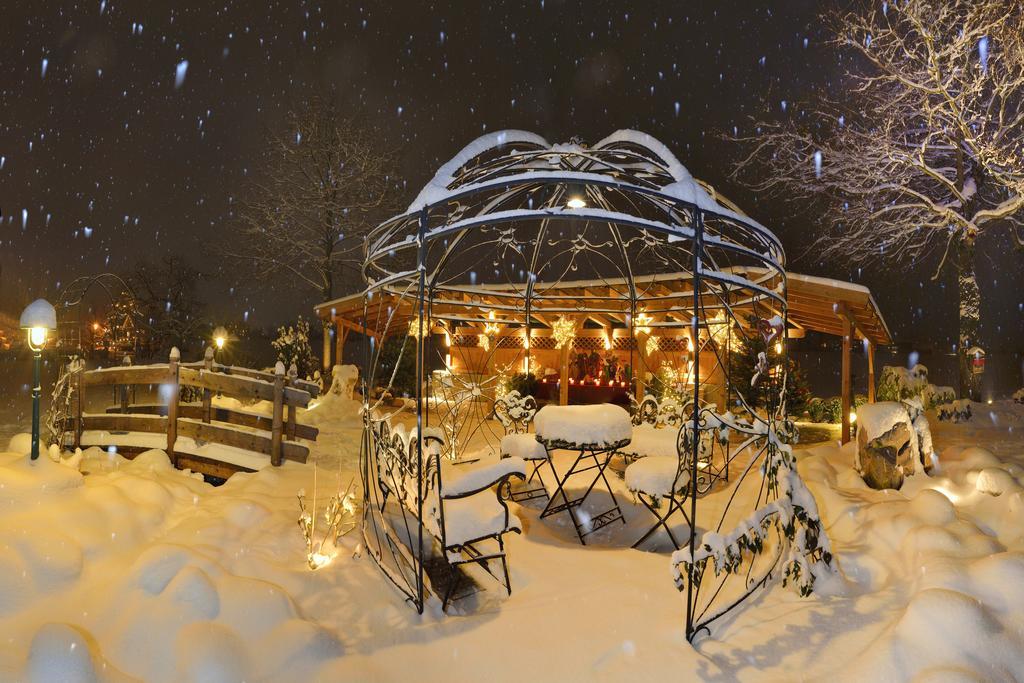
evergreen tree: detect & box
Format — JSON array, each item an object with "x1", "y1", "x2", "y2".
[
  {"x1": 728, "y1": 322, "x2": 811, "y2": 415},
  {"x1": 272, "y1": 316, "x2": 316, "y2": 378}
]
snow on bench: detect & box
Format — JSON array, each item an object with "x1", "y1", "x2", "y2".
[{"x1": 371, "y1": 420, "x2": 525, "y2": 610}]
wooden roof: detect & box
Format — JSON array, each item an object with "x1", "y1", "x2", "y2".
[{"x1": 315, "y1": 270, "x2": 892, "y2": 346}]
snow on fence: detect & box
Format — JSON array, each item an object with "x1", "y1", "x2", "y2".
[{"x1": 65, "y1": 348, "x2": 319, "y2": 477}]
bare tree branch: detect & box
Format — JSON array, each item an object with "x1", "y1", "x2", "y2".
[{"x1": 218, "y1": 96, "x2": 402, "y2": 302}]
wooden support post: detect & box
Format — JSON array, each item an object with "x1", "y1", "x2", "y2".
[
  {"x1": 202, "y1": 346, "x2": 214, "y2": 423},
  {"x1": 635, "y1": 330, "x2": 649, "y2": 403},
  {"x1": 335, "y1": 323, "x2": 347, "y2": 369},
  {"x1": 167, "y1": 347, "x2": 180, "y2": 467},
  {"x1": 270, "y1": 362, "x2": 285, "y2": 466},
  {"x1": 867, "y1": 339, "x2": 876, "y2": 403},
  {"x1": 286, "y1": 363, "x2": 298, "y2": 441},
  {"x1": 322, "y1": 320, "x2": 332, "y2": 373},
  {"x1": 841, "y1": 317, "x2": 852, "y2": 445},
  {"x1": 559, "y1": 341, "x2": 570, "y2": 405},
  {"x1": 119, "y1": 354, "x2": 132, "y2": 413}
]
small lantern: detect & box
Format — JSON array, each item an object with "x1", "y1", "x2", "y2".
[
  {"x1": 967, "y1": 346, "x2": 985, "y2": 375},
  {"x1": 20, "y1": 299, "x2": 57, "y2": 351}
]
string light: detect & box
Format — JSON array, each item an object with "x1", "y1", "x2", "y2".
[
  {"x1": 646, "y1": 335, "x2": 659, "y2": 357},
  {"x1": 635, "y1": 312, "x2": 652, "y2": 335},
  {"x1": 552, "y1": 316, "x2": 575, "y2": 349}
]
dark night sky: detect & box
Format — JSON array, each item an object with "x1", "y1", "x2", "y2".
[{"x1": 1, "y1": 1, "x2": 1021, "y2": 351}]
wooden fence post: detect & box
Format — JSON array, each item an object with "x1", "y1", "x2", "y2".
[
  {"x1": 168, "y1": 347, "x2": 180, "y2": 467},
  {"x1": 286, "y1": 363, "x2": 298, "y2": 441},
  {"x1": 74, "y1": 358, "x2": 84, "y2": 450},
  {"x1": 119, "y1": 354, "x2": 132, "y2": 413},
  {"x1": 202, "y1": 346, "x2": 214, "y2": 423},
  {"x1": 271, "y1": 361, "x2": 285, "y2": 466}
]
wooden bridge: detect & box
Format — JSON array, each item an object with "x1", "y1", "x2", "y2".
[{"x1": 65, "y1": 348, "x2": 320, "y2": 479}]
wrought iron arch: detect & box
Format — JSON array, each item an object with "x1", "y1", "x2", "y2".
[
  {"x1": 359, "y1": 130, "x2": 831, "y2": 634},
  {"x1": 56, "y1": 273, "x2": 144, "y2": 357}
]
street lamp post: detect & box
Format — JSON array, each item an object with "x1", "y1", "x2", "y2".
[
  {"x1": 212, "y1": 326, "x2": 228, "y2": 361},
  {"x1": 20, "y1": 299, "x2": 57, "y2": 461}
]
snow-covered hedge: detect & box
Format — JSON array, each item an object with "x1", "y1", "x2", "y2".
[
  {"x1": 877, "y1": 364, "x2": 929, "y2": 402},
  {"x1": 807, "y1": 394, "x2": 866, "y2": 423},
  {"x1": 877, "y1": 364, "x2": 959, "y2": 409},
  {"x1": 671, "y1": 423, "x2": 834, "y2": 604},
  {"x1": 936, "y1": 399, "x2": 973, "y2": 422}
]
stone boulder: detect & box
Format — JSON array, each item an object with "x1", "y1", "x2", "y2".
[
  {"x1": 330, "y1": 364, "x2": 359, "y2": 398},
  {"x1": 855, "y1": 400, "x2": 932, "y2": 490},
  {"x1": 860, "y1": 421, "x2": 915, "y2": 490}
]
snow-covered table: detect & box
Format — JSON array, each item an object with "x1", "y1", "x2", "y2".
[{"x1": 534, "y1": 404, "x2": 631, "y2": 544}]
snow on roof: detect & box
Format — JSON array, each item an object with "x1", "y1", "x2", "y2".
[
  {"x1": 407, "y1": 128, "x2": 726, "y2": 216},
  {"x1": 409, "y1": 129, "x2": 550, "y2": 211}
]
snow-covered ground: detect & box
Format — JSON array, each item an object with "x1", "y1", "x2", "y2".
[{"x1": 0, "y1": 382, "x2": 1023, "y2": 681}]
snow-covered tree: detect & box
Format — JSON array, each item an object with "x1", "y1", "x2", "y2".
[
  {"x1": 272, "y1": 317, "x2": 316, "y2": 379},
  {"x1": 221, "y1": 97, "x2": 400, "y2": 302},
  {"x1": 129, "y1": 257, "x2": 208, "y2": 358},
  {"x1": 732, "y1": 0, "x2": 1024, "y2": 400}
]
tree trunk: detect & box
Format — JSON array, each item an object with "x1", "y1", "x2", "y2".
[{"x1": 956, "y1": 237, "x2": 980, "y2": 401}]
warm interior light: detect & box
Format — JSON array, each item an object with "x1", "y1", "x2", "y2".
[
  {"x1": 29, "y1": 327, "x2": 47, "y2": 348},
  {"x1": 566, "y1": 195, "x2": 586, "y2": 209},
  {"x1": 92, "y1": 322, "x2": 100, "y2": 331},
  {"x1": 215, "y1": 336, "x2": 226, "y2": 349},
  {"x1": 849, "y1": 411, "x2": 857, "y2": 424},
  {"x1": 774, "y1": 342, "x2": 783, "y2": 354}
]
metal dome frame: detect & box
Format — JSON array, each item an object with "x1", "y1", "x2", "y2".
[{"x1": 358, "y1": 130, "x2": 830, "y2": 638}]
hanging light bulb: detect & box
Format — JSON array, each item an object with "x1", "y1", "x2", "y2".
[{"x1": 565, "y1": 182, "x2": 587, "y2": 209}]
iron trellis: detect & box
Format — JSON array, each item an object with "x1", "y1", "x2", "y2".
[{"x1": 358, "y1": 130, "x2": 822, "y2": 631}]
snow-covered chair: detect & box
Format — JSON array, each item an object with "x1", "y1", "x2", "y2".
[
  {"x1": 494, "y1": 391, "x2": 551, "y2": 502},
  {"x1": 372, "y1": 420, "x2": 526, "y2": 610},
  {"x1": 623, "y1": 407, "x2": 732, "y2": 549}
]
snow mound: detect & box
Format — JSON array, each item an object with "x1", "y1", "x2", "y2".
[
  {"x1": 893, "y1": 588, "x2": 1003, "y2": 673},
  {"x1": 974, "y1": 468, "x2": 1017, "y2": 497},
  {"x1": 257, "y1": 619, "x2": 344, "y2": 678},
  {"x1": 25, "y1": 623, "x2": 102, "y2": 683},
  {"x1": 0, "y1": 546, "x2": 33, "y2": 615},
  {"x1": 175, "y1": 622, "x2": 250, "y2": 683},
  {"x1": 7, "y1": 432, "x2": 32, "y2": 455},
  {"x1": 0, "y1": 452, "x2": 84, "y2": 502}
]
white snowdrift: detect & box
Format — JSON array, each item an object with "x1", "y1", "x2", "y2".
[{"x1": 0, "y1": 397, "x2": 1021, "y2": 681}]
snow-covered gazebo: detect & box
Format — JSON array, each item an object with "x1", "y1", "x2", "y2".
[{"x1": 318, "y1": 131, "x2": 868, "y2": 634}]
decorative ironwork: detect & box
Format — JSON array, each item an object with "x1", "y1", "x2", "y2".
[{"x1": 359, "y1": 129, "x2": 832, "y2": 629}]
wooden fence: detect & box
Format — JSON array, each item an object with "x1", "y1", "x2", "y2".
[{"x1": 67, "y1": 347, "x2": 320, "y2": 478}]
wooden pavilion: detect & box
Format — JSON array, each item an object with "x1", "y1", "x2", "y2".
[{"x1": 315, "y1": 269, "x2": 890, "y2": 444}]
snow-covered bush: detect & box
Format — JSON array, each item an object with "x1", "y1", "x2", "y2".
[
  {"x1": 672, "y1": 426, "x2": 834, "y2": 604},
  {"x1": 922, "y1": 383, "x2": 956, "y2": 409},
  {"x1": 807, "y1": 394, "x2": 867, "y2": 423},
  {"x1": 877, "y1": 364, "x2": 929, "y2": 402},
  {"x1": 272, "y1": 316, "x2": 316, "y2": 379},
  {"x1": 936, "y1": 399, "x2": 972, "y2": 422}
]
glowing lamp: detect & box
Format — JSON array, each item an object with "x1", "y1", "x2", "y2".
[
  {"x1": 212, "y1": 326, "x2": 229, "y2": 351},
  {"x1": 20, "y1": 299, "x2": 57, "y2": 352},
  {"x1": 566, "y1": 195, "x2": 586, "y2": 209},
  {"x1": 20, "y1": 299, "x2": 57, "y2": 461}
]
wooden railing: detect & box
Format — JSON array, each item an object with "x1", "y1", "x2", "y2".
[{"x1": 68, "y1": 347, "x2": 320, "y2": 474}]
